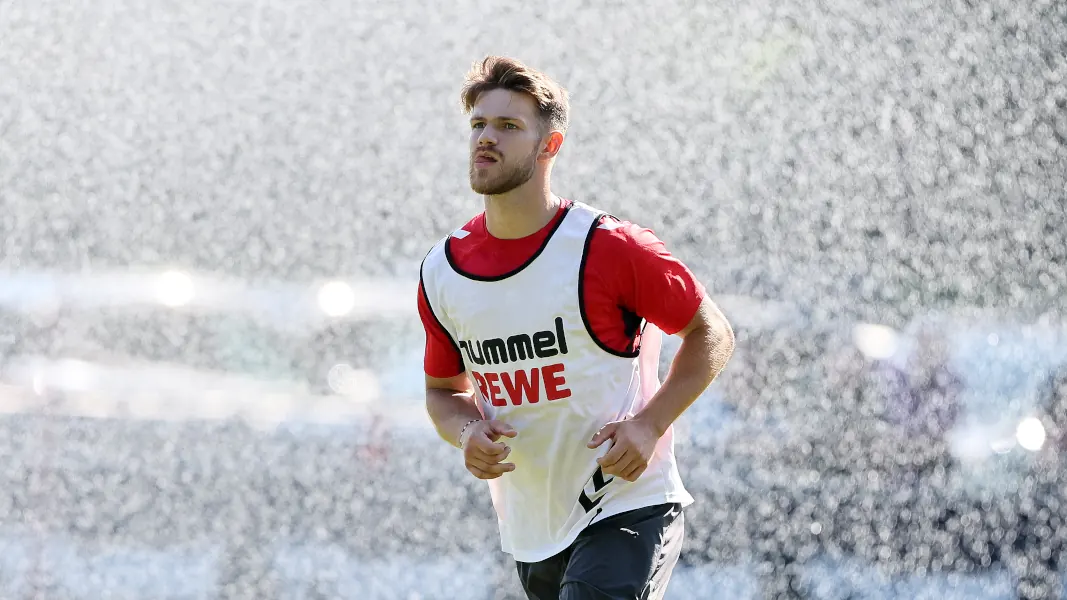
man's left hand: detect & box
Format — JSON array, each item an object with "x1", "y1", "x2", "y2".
[{"x1": 587, "y1": 417, "x2": 661, "y2": 482}]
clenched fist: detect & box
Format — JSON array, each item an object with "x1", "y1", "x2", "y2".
[
  {"x1": 461, "y1": 419, "x2": 518, "y2": 480},
  {"x1": 587, "y1": 417, "x2": 660, "y2": 482}
]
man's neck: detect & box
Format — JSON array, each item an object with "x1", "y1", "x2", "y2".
[{"x1": 483, "y1": 183, "x2": 560, "y2": 240}]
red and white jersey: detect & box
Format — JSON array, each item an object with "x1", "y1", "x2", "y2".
[{"x1": 420, "y1": 201, "x2": 693, "y2": 563}]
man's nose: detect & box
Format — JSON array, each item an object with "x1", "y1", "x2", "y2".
[{"x1": 477, "y1": 127, "x2": 497, "y2": 146}]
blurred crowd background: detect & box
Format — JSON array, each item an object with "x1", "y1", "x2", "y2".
[{"x1": 1, "y1": 0, "x2": 1066, "y2": 598}]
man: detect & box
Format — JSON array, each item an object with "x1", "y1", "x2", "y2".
[{"x1": 417, "y1": 55, "x2": 735, "y2": 600}]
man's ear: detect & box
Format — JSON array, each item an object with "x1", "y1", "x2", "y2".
[{"x1": 541, "y1": 131, "x2": 565, "y2": 159}]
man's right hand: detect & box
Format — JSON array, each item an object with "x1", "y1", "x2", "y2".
[{"x1": 462, "y1": 420, "x2": 518, "y2": 480}]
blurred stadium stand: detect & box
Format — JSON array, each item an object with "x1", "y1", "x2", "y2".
[{"x1": 1, "y1": 0, "x2": 1065, "y2": 597}]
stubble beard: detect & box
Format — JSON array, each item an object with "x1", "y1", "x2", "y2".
[{"x1": 469, "y1": 149, "x2": 538, "y2": 196}]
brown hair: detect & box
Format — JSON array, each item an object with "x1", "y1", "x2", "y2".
[{"x1": 460, "y1": 56, "x2": 570, "y2": 134}]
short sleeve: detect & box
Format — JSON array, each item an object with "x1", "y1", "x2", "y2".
[
  {"x1": 417, "y1": 281, "x2": 465, "y2": 378},
  {"x1": 586, "y1": 218, "x2": 707, "y2": 336}
]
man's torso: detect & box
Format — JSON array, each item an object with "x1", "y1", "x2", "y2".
[{"x1": 419, "y1": 201, "x2": 693, "y2": 563}]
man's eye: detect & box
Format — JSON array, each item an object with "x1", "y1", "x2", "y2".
[
  {"x1": 505, "y1": 123, "x2": 518, "y2": 129},
  {"x1": 472, "y1": 122, "x2": 485, "y2": 129}
]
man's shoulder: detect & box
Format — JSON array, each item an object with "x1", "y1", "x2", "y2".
[
  {"x1": 444, "y1": 211, "x2": 486, "y2": 244},
  {"x1": 422, "y1": 212, "x2": 486, "y2": 251},
  {"x1": 587, "y1": 211, "x2": 664, "y2": 252},
  {"x1": 563, "y1": 200, "x2": 629, "y2": 232}
]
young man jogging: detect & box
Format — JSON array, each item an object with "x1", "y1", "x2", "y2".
[{"x1": 417, "y1": 56, "x2": 736, "y2": 600}]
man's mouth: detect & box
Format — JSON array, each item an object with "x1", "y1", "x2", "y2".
[{"x1": 474, "y1": 153, "x2": 499, "y2": 166}]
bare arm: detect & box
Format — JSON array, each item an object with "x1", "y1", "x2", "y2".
[
  {"x1": 591, "y1": 295, "x2": 735, "y2": 480},
  {"x1": 425, "y1": 373, "x2": 483, "y2": 448},
  {"x1": 634, "y1": 296, "x2": 736, "y2": 436}
]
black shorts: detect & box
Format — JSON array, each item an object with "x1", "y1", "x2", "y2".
[{"x1": 515, "y1": 503, "x2": 685, "y2": 600}]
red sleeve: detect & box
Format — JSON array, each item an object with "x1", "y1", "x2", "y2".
[
  {"x1": 587, "y1": 218, "x2": 707, "y2": 336},
  {"x1": 417, "y1": 281, "x2": 465, "y2": 378}
]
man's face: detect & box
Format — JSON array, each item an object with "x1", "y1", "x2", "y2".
[{"x1": 468, "y1": 88, "x2": 546, "y2": 195}]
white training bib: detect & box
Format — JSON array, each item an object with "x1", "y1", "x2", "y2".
[{"x1": 420, "y1": 201, "x2": 693, "y2": 563}]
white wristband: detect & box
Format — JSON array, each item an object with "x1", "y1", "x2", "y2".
[{"x1": 458, "y1": 419, "x2": 481, "y2": 448}]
